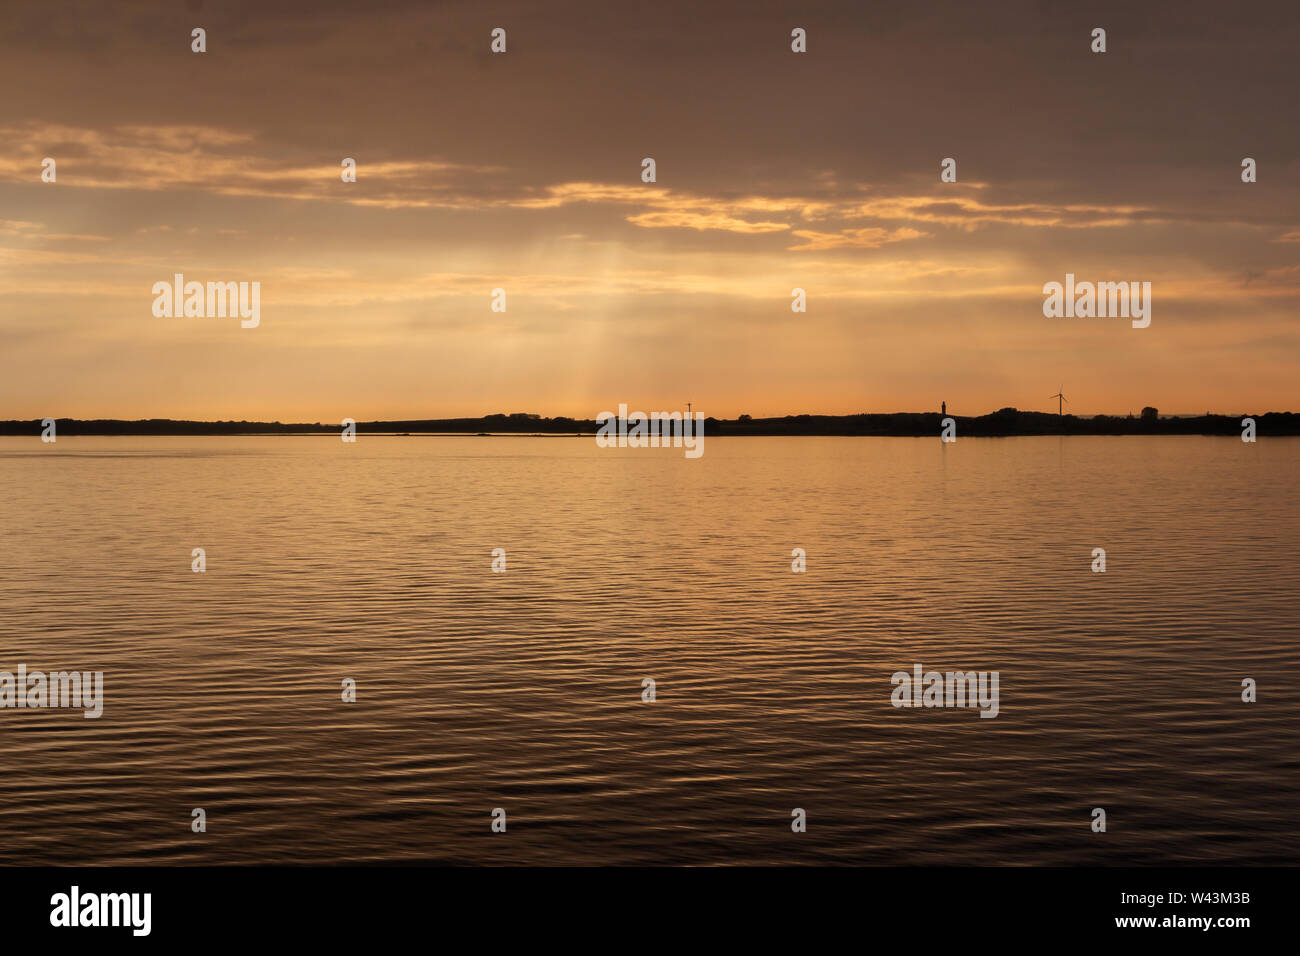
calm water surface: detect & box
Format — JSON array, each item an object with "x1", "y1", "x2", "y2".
[{"x1": 1, "y1": 435, "x2": 1297, "y2": 865}]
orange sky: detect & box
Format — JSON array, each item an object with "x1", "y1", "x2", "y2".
[{"x1": 2, "y1": 0, "x2": 1298, "y2": 420}]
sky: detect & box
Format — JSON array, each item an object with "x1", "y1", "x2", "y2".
[{"x1": 1, "y1": 0, "x2": 1298, "y2": 420}]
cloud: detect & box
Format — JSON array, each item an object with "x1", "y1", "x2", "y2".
[
  {"x1": 0, "y1": 124, "x2": 1205, "y2": 245},
  {"x1": 624, "y1": 210, "x2": 790, "y2": 233},
  {"x1": 788, "y1": 226, "x2": 927, "y2": 251},
  {"x1": 0, "y1": 123, "x2": 503, "y2": 209},
  {"x1": 0, "y1": 219, "x2": 108, "y2": 242}
]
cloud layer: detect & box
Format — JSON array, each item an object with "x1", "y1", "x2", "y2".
[{"x1": 1, "y1": 0, "x2": 1297, "y2": 419}]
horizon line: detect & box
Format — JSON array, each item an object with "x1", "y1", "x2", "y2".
[
  {"x1": 5, "y1": 407, "x2": 1296, "y2": 426},
  {"x1": 4, "y1": 407, "x2": 1297, "y2": 440}
]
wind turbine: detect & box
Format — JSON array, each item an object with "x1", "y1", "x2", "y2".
[{"x1": 1049, "y1": 388, "x2": 1068, "y2": 417}]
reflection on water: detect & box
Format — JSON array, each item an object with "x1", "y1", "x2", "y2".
[{"x1": 0, "y1": 435, "x2": 1296, "y2": 865}]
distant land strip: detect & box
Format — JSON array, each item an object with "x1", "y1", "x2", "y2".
[{"x1": 3, "y1": 409, "x2": 1298, "y2": 436}]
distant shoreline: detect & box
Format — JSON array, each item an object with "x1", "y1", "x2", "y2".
[{"x1": 4, "y1": 410, "x2": 1297, "y2": 437}]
